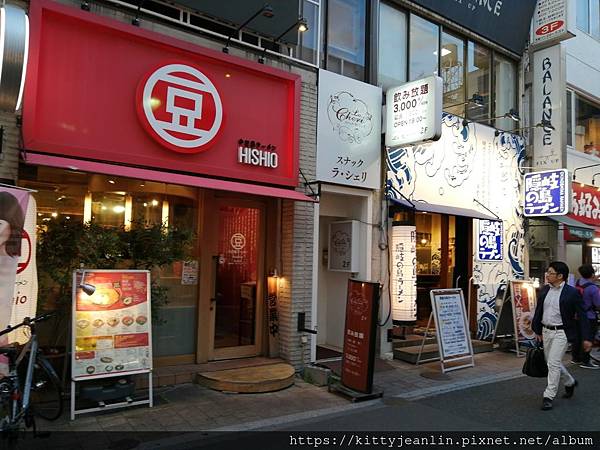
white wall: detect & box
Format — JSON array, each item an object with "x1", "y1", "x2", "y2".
[{"x1": 565, "y1": 33, "x2": 600, "y2": 100}]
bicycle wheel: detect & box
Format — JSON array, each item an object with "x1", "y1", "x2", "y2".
[{"x1": 28, "y1": 356, "x2": 63, "y2": 421}]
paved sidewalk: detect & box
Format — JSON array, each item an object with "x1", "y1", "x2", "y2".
[{"x1": 41, "y1": 351, "x2": 525, "y2": 432}]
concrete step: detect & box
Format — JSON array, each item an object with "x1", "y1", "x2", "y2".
[
  {"x1": 195, "y1": 362, "x2": 295, "y2": 393},
  {"x1": 393, "y1": 334, "x2": 437, "y2": 348},
  {"x1": 393, "y1": 340, "x2": 493, "y2": 364}
]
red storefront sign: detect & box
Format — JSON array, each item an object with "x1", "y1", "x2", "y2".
[
  {"x1": 23, "y1": 0, "x2": 300, "y2": 187},
  {"x1": 341, "y1": 279, "x2": 379, "y2": 394},
  {"x1": 571, "y1": 183, "x2": 600, "y2": 227}
]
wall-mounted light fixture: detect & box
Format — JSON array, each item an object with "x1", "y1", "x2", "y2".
[
  {"x1": 131, "y1": 0, "x2": 146, "y2": 26},
  {"x1": 258, "y1": 17, "x2": 308, "y2": 64},
  {"x1": 222, "y1": 4, "x2": 274, "y2": 54},
  {"x1": 0, "y1": 4, "x2": 30, "y2": 112}
]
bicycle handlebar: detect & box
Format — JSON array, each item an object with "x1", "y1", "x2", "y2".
[{"x1": 0, "y1": 312, "x2": 55, "y2": 337}]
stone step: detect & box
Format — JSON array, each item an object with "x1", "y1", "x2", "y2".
[
  {"x1": 393, "y1": 334, "x2": 437, "y2": 348},
  {"x1": 393, "y1": 340, "x2": 493, "y2": 364},
  {"x1": 195, "y1": 362, "x2": 295, "y2": 393}
]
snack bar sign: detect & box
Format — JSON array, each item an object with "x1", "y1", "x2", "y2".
[
  {"x1": 523, "y1": 169, "x2": 569, "y2": 217},
  {"x1": 72, "y1": 270, "x2": 152, "y2": 380},
  {"x1": 385, "y1": 76, "x2": 442, "y2": 148}
]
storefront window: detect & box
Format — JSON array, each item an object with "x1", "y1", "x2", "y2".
[
  {"x1": 326, "y1": 0, "x2": 366, "y2": 80},
  {"x1": 415, "y1": 213, "x2": 442, "y2": 275},
  {"x1": 575, "y1": 94, "x2": 600, "y2": 157},
  {"x1": 378, "y1": 3, "x2": 407, "y2": 92},
  {"x1": 466, "y1": 41, "x2": 491, "y2": 121},
  {"x1": 409, "y1": 14, "x2": 439, "y2": 81},
  {"x1": 441, "y1": 31, "x2": 465, "y2": 117},
  {"x1": 494, "y1": 54, "x2": 517, "y2": 131}
]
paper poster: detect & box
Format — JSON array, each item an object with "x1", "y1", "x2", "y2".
[
  {"x1": 181, "y1": 260, "x2": 198, "y2": 285},
  {"x1": 72, "y1": 270, "x2": 152, "y2": 380}
]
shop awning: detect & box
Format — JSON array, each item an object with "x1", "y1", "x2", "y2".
[
  {"x1": 549, "y1": 214, "x2": 595, "y2": 240},
  {"x1": 24, "y1": 153, "x2": 316, "y2": 202},
  {"x1": 390, "y1": 197, "x2": 497, "y2": 220}
]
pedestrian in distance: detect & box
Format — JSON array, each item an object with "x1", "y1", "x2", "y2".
[
  {"x1": 574, "y1": 264, "x2": 600, "y2": 369},
  {"x1": 532, "y1": 261, "x2": 592, "y2": 411}
]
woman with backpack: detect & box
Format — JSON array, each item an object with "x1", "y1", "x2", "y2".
[{"x1": 574, "y1": 264, "x2": 600, "y2": 369}]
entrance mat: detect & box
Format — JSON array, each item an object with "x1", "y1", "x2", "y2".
[
  {"x1": 316, "y1": 346, "x2": 342, "y2": 360},
  {"x1": 316, "y1": 358, "x2": 396, "y2": 376}
]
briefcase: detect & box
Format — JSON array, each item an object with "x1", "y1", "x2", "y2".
[{"x1": 522, "y1": 344, "x2": 548, "y2": 378}]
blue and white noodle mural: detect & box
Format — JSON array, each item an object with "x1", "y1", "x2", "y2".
[{"x1": 387, "y1": 113, "x2": 525, "y2": 340}]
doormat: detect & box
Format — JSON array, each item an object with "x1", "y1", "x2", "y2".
[{"x1": 316, "y1": 346, "x2": 342, "y2": 360}]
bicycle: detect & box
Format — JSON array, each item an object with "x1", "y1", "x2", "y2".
[{"x1": 0, "y1": 313, "x2": 63, "y2": 437}]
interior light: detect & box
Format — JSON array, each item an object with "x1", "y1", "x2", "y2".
[
  {"x1": 143, "y1": 202, "x2": 148, "y2": 207},
  {"x1": 108, "y1": 179, "x2": 115, "y2": 184},
  {"x1": 113, "y1": 205, "x2": 125, "y2": 213},
  {"x1": 51, "y1": 212, "x2": 58, "y2": 218},
  {"x1": 420, "y1": 238, "x2": 428, "y2": 245},
  {"x1": 140, "y1": 183, "x2": 145, "y2": 187},
  {"x1": 66, "y1": 216, "x2": 71, "y2": 220},
  {"x1": 101, "y1": 205, "x2": 107, "y2": 211},
  {"x1": 581, "y1": 182, "x2": 585, "y2": 187},
  {"x1": 594, "y1": 238, "x2": 600, "y2": 243},
  {"x1": 151, "y1": 199, "x2": 159, "y2": 206},
  {"x1": 225, "y1": 73, "x2": 231, "y2": 78},
  {"x1": 37, "y1": 213, "x2": 42, "y2": 217}
]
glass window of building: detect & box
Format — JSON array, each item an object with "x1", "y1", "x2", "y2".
[
  {"x1": 326, "y1": 0, "x2": 366, "y2": 80},
  {"x1": 378, "y1": 2, "x2": 407, "y2": 92},
  {"x1": 409, "y1": 14, "x2": 439, "y2": 81},
  {"x1": 494, "y1": 54, "x2": 517, "y2": 131},
  {"x1": 299, "y1": 0, "x2": 320, "y2": 64},
  {"x1": 567, "y1": 91, "x2": 573, "y2": 147},
  {"x1": 591, "y1": 0, "x2": 600, "y2": 38},
  {"x1": 466, "y1": 41, "x2": 491, "y2": 121},
  {"x1": 575, "y1": 94, "x2": 600, "y2": 157},
  {"x1": 441, "y1": 31, "x2": 465, "y2": 117},
  {"x1": 578, "y1": 0, "x2": 591, "y2": 33}
]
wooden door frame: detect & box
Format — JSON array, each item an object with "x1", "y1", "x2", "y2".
[{"x1": 199, "y1": 192, "x2": 267, "y2": 361}]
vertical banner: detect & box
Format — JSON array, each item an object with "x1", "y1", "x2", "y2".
[
  {"x1": 0, "y1": 186, "x2": 30, "y2": 344},
  {"x1": 390, "y1": 225, "x2": 417, "y2": 323},
  {"x1": 266, "y1": 274, "x2": 279, "y2": 357},
  {"x1": 476, "y1": 220, "x2": 504, "y2": 261},
  {"x1": 532, "y1": 44, "x2": 566, "y2": 169},
  {"x1": 509, "y1": 280, "x2": 537, "y2": 348},
  {"x1": 341, "y1": 279, "x2": 379, "y2": 394},
  {"x1": 10, "y1": 197, "x2": 38, "y2": 343}
]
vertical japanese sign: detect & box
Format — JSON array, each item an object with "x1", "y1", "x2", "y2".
[
  {"x1": 385, "y1": 75, "x2": 442, "y2": 148},
  {"x1": 571, "y1": 182, "x2": 600, "y2": 226},
  {"x1": 509, "y1": 280, "x2": 537, "y2": 347},
  {"x1": 476, "y1": 220, "x2": 504, "y2": 261},
  {"x1": 316, "y1": 69, "x2": 382, "y2": 189},
  {"x1": 532, "y1": 45, "x2": 566, "y2": 169},
  {"x1": 531, "y1": 0, "x2": 574, "y2": 48},
  {"x1": 0, "y1": 186, "x2": 30, "y2": 344},
  {"x1": 266, "y1": 274, "x2": 279, "y2": 357},
  {"x1": 341, "y1": 279, "x2": 379, "y2": 394},
  {"x1": 390, "y1": 225, "x2": 417, "y2": 323},
  {"x1": 72, "y1": 270, "x2": 152, "y2": 380},
  {"x1": 523, "y1": 169, "x2": 569, "y2": 216}
]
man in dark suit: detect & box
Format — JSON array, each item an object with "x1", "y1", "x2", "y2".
[{"x1": 532, "y1": 261, "x2": 592, "y2": 411}]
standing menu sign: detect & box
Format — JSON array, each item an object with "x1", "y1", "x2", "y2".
[
  {"x1": 430, "y1": 289, "x2": 474, "y2": 373},
  {"x1": 341, "y1": 279, "x2": 379, "y2": 394},
  {"x1": 71, "y1": 269, "x2": 153, "y2": 419},
  {"x1": 510, "y1": 280, "x2": 537, "y2": 353}
]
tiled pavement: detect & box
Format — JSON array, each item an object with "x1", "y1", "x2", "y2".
[{"x1": 41, "y1": 351, "x2": 526, "y2": 432}]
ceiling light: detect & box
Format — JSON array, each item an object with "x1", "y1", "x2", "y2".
[
  {"x1": 51, "y1": 212, "x2": 58, "y2": 218},
  {"x1": 151, "y1": 199, "x2": 159, "y2": 206},
  {"x1": 113, "y1": 205, "x2": 125, "y2": 213}
]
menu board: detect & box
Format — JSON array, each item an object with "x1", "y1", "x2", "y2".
[
  {"x1": 430, "y1": 289, "x2": 471, "y2": 359},
  {"x1": 72, "y1": 270, "x2": 152, "y2": 380},
  {"x1": 509, "y1": 280, "x2": 537, "y2": 347},
  {"x1": 341, "y1": 279, "x2": 379, "y2": 394}
]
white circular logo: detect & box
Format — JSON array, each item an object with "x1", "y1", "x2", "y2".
[
  {"x1": 230, "y1": 233, "x2": 246, "y2": 251},
  {"x1": 138, "y1": 63, "x2": 223, "y2": 153}
]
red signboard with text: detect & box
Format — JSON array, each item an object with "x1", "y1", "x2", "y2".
[
  {"x1": 571, "y1": 183, "x2": 600, "y2": 227},
  {"x1": 341, "y1": 279, "x2": 379, "y2": 394},
  {"x1": 23, "y1": 0, "x2": 300, "y2": 187}
]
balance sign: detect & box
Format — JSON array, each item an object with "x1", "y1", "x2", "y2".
[{"x1": 136, "y1": 63, "x2": 224, "y2": 154}]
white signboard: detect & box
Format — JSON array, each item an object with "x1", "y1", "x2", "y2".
[
  {"x1": 72, "y1": 270, "x2": 152, "y2": 380},
  {"x1": 328, "y1": 221, "x2": 359, "y2": 272},
  {"x1": 532, "y1": 45, "x2": 566, "y2": 169},
  {"x1": 316, "y1": 69, "x2": 382, "y2": 189},
  {"x1": 385, "y1": 75, "x2": 442, "y2": 148},
  {"x1": 390, "y1": 225, "x2": 417, "y2": 323},
  {"x1": 430, "y1": 289, "x2": 473, "y2": 360},
  {"x1": 531, "y1": 0, "x2": 574, "y2": 48}
]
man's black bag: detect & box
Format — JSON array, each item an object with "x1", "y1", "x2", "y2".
[{"x1": 522, "y1": 343, "x2": 548, "y2": 377}]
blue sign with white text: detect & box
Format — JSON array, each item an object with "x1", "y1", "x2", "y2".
[
  {"x1": 523, "y1": 169, "x2": 568, "y2": 216},
  {"x1": 477, "y1": 220, "x2": 503, "y2": 261}
]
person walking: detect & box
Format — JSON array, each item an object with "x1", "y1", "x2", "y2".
[
  {"x1": 532, "y1": 261, "x2": 592, "y2": 411},
  {"x1": 574, "y1": 264, "x2": 600, "y2": 369}
]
